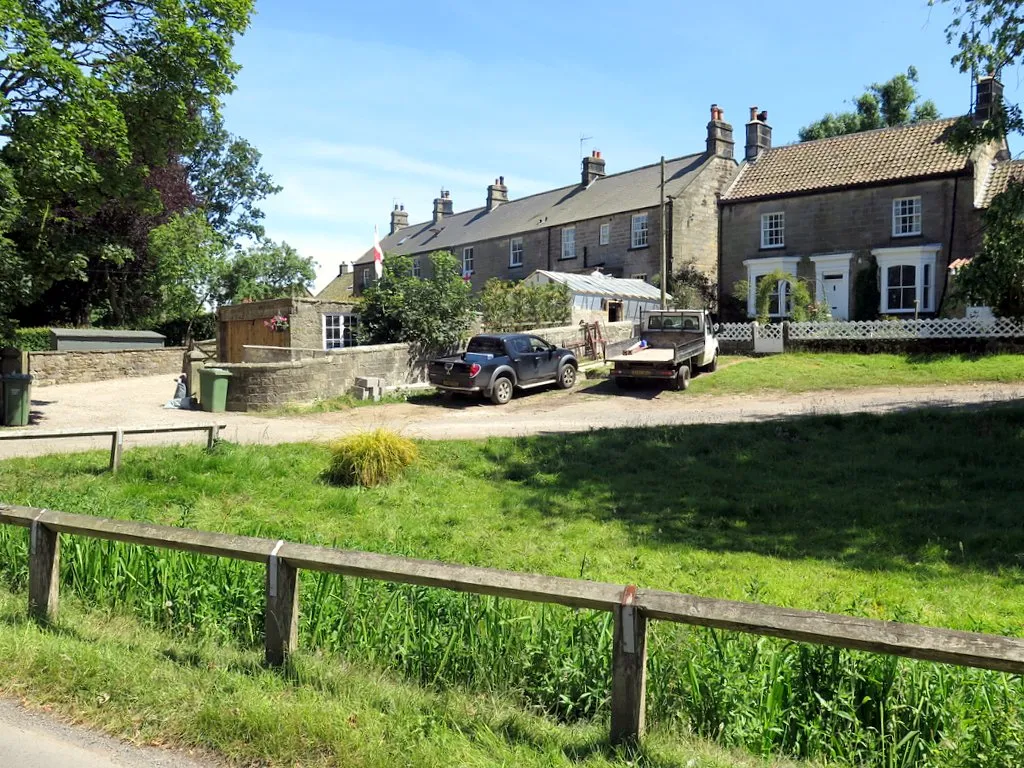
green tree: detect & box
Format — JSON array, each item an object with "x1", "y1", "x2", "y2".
[
  {"x1": 0, "y1": 0, "x2": 269, "y2": 329},
  {"x1": 148, "y1": 213, "x2": 229, "y2": 343},
  {"x1": 798, "y1": 67, "x2": 940, "y2": 141},
  {"x1": 359, "y1": 252, "x2": 475, "y2": 350},
  {"x1": 219, "y1": 240, "x2": 317, "y2": 303},
  {"x1": 953, "y1": 181, "x2": 1024, "y2": 317}
]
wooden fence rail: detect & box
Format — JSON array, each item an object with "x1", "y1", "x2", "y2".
[
  {"x1": 2, "y1": 503, "x2": 1023, "y2": 745},
  {"x1": 0, "y1": 424, "x2": 226, "y2": 472}
]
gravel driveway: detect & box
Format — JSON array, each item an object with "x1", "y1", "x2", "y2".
[{"x1": 2, "y1": 373, "x2": 1023, "y2": 460}]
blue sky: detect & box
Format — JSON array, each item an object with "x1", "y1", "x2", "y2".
[{"x1": 222, "y1": 0, "x2": 1013, "y2": 290}]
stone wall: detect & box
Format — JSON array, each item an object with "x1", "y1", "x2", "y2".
[
  {"x1": 28, "y1": 347, "x2": 184, "y2": 386},
  {"x1": 221, "y1": 321, "x2": 636, "y2": 411}
]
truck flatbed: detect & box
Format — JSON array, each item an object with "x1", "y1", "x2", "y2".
[{"x1": 606, "y1": 347, "x2": 677, "y2": 363}]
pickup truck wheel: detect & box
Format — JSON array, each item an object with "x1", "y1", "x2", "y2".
[
  {"x1": 557, "y1": 363, "x2": 577, "y2": 389},
  {"x1": 673, "y1": 365, "x2": 691, "y2": 391},
  {"x1": 704, "y1": 354, "x2": 719, "y2": 373},
  {"x1": 490, "y1": 376, "x2": 514, "y2": 405}
]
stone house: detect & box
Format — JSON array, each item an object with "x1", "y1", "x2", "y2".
[
  {"x1": 351, "y1": 106, "x2": 739, "y2": 304},
  {"x1": 719, "y1": 77, "x2": 1013, "y2": 321}
]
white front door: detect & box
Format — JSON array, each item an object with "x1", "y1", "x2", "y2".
[{"x1": 821, "y1": 273, "x2": 849, "y2": 320}]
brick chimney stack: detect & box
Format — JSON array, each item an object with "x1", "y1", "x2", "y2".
[
  {"x1": 745, "y1": 106, "x2": 772, "y2": 162},
  {"x1": 974, "y1": 74, "x2": 1004, "y2": 123},
  {"x1": 486, "y1": 176, "x2": 508, "y2": 211},
  {"x1": 582, "y1": 150, "x2": 606, "y2": 185},
  {"x1": 390, "y1": 203, "x2": 408, "y2": 235},
  {"x1": 432, "y1": 189, "x2": 453, "y2": 223},
  {"x1": 706, "y1": 104, "x2": 735, "y2": 159}
]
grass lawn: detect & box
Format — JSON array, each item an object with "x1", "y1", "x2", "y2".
[
  {"x1": 685, "y1": 352, "x2": 1024, "y2": 395},
  {"x1": 0, "y1": 588, "x2": 791, "y2": 768},
  {"x1": 2, "y1": 406, "x2": 1024, "y2": 765}
]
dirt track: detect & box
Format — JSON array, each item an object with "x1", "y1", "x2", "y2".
[{"x1": 1, "y1": 373, "x2": 1022, "y2": 460}]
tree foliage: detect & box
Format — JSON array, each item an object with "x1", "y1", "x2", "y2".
[
  {"x1": 219, "y1": 241, "x2": 317, "y2": 304},
  {"x1": 359, "y1": 252, "x2": 475, "y2": 351},
  {"x1": 658, "y1": 261, "x2": 718, "y2": 310},
  {"x1": 733, "y1": 271, "x2": 831, "y2": 324},
  {"x1": 798, "y1": 67, "x2": 940, "y2": 141},
  {"x1": 480, "y1": 279, "x2": 570, "y2": 331},
  {"x1": 0, "y1": 0, "x2": 281, "y2": 334},
  {"x1": 953, "y1": 180, "x2": 1024, "y2": 317}
]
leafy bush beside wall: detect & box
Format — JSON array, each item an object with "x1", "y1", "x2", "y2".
[
  {"x1": 12, "y1": 327, "x2": 51, "y2": 351},
  {"x1": 481, "y1": 279, "x2": 571, "y2": 331}
]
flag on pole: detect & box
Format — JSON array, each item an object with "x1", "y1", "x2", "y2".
[{"x1": 373, "y1": 225, "x2": 384, "y2": 279}]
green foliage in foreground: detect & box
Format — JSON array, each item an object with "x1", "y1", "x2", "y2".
[
  {"x1": 0, "y1": 589, "x2": 784, "y2": 768},
  {"x1": 3, "y1": 409, "x2": 1024, "y2": 765},
  {"x1": 326, "y1": 429, "x2": 418, "y2": 487},
  {"x1": 686, "y1": 353, "x2": 1024, "y2": 394}
]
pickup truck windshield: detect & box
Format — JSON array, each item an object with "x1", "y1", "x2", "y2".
[
  {"x1": 648, "y1": 315, "x2": 701, "y2": 331},
  {"x1": 466, "y1": 337, "x2": 505, "y2": 355}
]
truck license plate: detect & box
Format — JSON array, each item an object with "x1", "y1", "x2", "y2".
[
  {"x1": 442, "y1": 378, "x2": 459, "y2": 387},
  {"x1": 631, "y1": 370, "x2": 649, "y2": 376}
]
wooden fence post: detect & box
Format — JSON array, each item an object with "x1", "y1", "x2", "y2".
[
  {"x1": 265, "y1": 541, "x2": 298, "y2": 666},
  {"x1": 28, "y1": 516, "x2": 59, "y2": 623},
  {"x1": 610, "y1": 585, "x2": 647, "y2": 745},
  {"x1": 109, "y1": 429, "x2": 124, "y2": 473},
  {"x1": 206, "y1": 424, "x2": 219, "y2": 450}
]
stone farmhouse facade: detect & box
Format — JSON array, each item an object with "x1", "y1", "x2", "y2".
[
  {"x1": 719, "y1": 77, "x2": 1015, "y2": 321},
  {"x1": 352, "y1": 106, "x2": 740, "y2": 295}
]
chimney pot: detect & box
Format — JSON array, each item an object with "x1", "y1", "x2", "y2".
[
  {"x1": 749, "y1": 106, "x2": 758, "y2": 121},
  {"x1": 499, "y1": 175, "x2": 504, "y2": 184},
  {"x1": 486, "y1": 175, "x2": 509, "y2": 211}
]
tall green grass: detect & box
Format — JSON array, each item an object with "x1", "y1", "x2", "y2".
[{"x1": 0, "y1": 525, "x2": 1020, "y2": 767}]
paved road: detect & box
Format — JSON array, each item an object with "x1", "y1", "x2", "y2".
[
  {"x1": 0, "y1": 699, "x2": 214, "y2": 767},
  {"x1": 1, "y1": 372, "x2": 1023, "y2": 460}
]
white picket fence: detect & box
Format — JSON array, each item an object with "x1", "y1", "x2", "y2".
[
  {"x1": 788, "y1": 318, "x2": 1024, "y2": 340},
  {"x1": 715, "y1": 317, "x2": 1024, "y2": 354}
]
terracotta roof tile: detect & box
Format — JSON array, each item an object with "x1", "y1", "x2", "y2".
[
  {"x1": 722, "y1": 119, "x2": 969, "y2": 202},
  {"x1": 979, "y1": 159, "x2": 1024, "y2": 208}
]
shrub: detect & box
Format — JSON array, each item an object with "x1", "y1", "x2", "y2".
[
  {"x1": 13, "y1": 327, "x2": 51, "y2": 351},
  {"x1": 481, "y1": 279, "x2": 571, "y2": 331},
  {"x1": 326, "y1": 429, "x2": 418, "y2": 487}
]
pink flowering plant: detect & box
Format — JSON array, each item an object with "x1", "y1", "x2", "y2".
[{"x1": 264, "y1": 314, "x2": 289, "y2": 331}]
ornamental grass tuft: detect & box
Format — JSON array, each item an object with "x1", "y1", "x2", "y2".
[{"x1": 326, "y1": 429, "x2": 417, "y2": 487}]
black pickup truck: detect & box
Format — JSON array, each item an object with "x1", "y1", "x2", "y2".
[{"x1": 428, "y1": 333, "x2": 579, "y2": 405}]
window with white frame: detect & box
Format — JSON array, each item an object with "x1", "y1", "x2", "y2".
[
  {"x1": 509, "y1": 237, "x2": 524, "y2": 267},
  {"x1": 743, "y1": 256, "x2": 800, "y2": 318},
  {"x1": 600, "y1": 223, "x2": 610, "y2": 245},
  {"x1": 760, "y1": 212, "x2": 785, "y2": 249},
  {"x1": 324, "y1": 313, "x2": 360, "y2": 349},
  {"x1": 412, "y1": 257, "x2": 421, "y2": 278},
  {"x1": 462, "y1": 246, "x2": 474, "y2": 275},
  {"x1": 892, "y1": 197, "x2": 922, "y2": 237},
  {"x1": 631, "y1": 213, "x2": 649, "y2": 248},
  {"x1": 873, "y1": 245, "x2": 939, "y2": 314},
  {"x1": 561, "y1": 227, "x2": 576, "y2": 259}
]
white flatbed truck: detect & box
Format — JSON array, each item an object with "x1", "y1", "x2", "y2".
[{"x1": 607, "y1": 309, "x2": 719, "y2": 391}]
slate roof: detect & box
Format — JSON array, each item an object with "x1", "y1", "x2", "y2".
[
  {"x1": 526, "y1": 270, "x2": 665, "y2": 301},
  {"x1": 355, "y1": 153, "x2": 714, "y2": 264},
  {"x1": 316, "y1": 270, "x2": 354, "y2": 301},
  {"x1": 978, "y1": 159, "x2": 1024, "y2": 208},
  {"x1": 721, "y1": 118, "x2": 968, "y2": 202}
]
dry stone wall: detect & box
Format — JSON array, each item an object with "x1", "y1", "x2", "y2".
[
  {"x1": 221, "y1": 321, "x2": 636, "y2": 411},
  {"x1": 29, "y1": 348, "x2": 184, "y2": 386}
]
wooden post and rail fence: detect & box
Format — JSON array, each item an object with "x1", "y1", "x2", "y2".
[
  {"x1": 0, "y1": 424, "x2": 226, "y2": 472},
  {"x1": 2, "y1": 504, "x2": 1024, "y2": 745}
]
